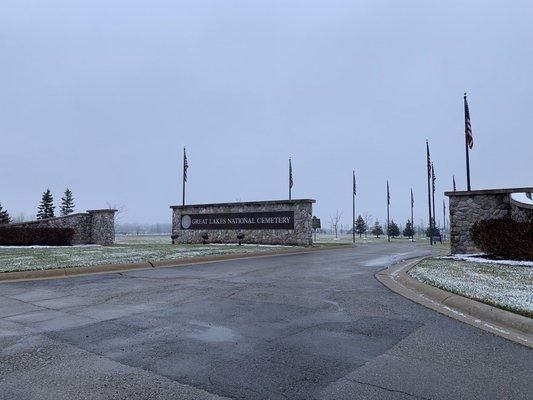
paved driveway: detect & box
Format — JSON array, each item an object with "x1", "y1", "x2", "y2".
[{"x1": 1, "y1": 243, "x2": 532, "y2": 399}]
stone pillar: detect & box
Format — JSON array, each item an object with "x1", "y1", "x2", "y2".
[
  {"x1": 88, "y1": 209, "x2": 117, "y2": 245},
  {"x1": 445, "y1": 187, "x2": 533, "y2": 254}
]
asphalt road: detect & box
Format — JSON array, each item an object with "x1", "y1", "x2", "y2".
[{"x1": 1, "y1": 242, "x2": 532, "y2": 400}]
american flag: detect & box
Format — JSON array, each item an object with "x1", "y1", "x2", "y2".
[
  {"x1": 464, "y1": 93, "x2": 473, "y2": 149},
  {"x1": 387, "y1": 181, "x2": 390, "y2": 205},
  {"x1": 183, "y1": 147, "x2": 188, "y2": 182},
  {"x1": 353, "y1": 171, "x2": 356, "y2": 196},
  {"x1": 289, "y1": 158, "x2": 293, "y2": 189},
  {"x1": 453, "y1": 175, "x2": 456, "y2": 191},
  {"x1": 431, "y1": 163, "x2": 436, "y2": 193},
  {"x1": 411, "y1": 188, "x2": 414, "y2": 207},
  {"x1": 426, "y1": 140, "x2": 431, "y2": 175}
]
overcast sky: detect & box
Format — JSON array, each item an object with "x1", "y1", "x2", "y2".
[{"x1": 1, "y1": 0, "x2": 532, "y2": 226}]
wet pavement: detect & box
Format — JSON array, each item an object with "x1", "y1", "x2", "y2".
[{"x1": 1, "y1": 242, "x2": 532, "y2": 399}]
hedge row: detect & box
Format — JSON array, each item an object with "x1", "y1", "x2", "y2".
[
  {"x1": 471, "y1": 218, "x2": 533, "y2": 261},
  {"x1": 0, "y1": 227, "x2": 75, "y2": 246}
]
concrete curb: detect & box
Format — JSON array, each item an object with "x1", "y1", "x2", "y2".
[
  {"x1": 375, "y1": 257, "x2": 533, "y2": 349},
  {"x1": 0, "y1": 244, "x2": 353, "y2": 283}
]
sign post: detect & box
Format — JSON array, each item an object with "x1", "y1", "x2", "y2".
[{"x1": 312, "y1": 216, "x2": 321, "y2": 242}]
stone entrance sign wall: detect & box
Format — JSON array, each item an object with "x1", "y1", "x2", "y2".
[
  {"x1": 445, "y1": 187, "x2": 533, "y2": 254},
  {"x1": 5, "y1": 209, "x2": 117, "y2": 245},
  {"x1": 171, "y1": 199, "x2": 315, "y2": 246}
]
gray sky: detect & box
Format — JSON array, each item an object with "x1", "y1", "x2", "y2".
[{"x1": 1, "y1": 0, "x2": 532, "y2": 226}]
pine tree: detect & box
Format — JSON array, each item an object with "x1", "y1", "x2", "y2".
[
  {"x1": 371, "y1": 220, "x2": 383, "y2": 238},
  {"x1": 388, "y1": 220, "x2": 400, "y2": 238},
  {"x1": 403, "y1": 220, "x2": 415, "y2": 238},
  {"x1": 425, "y1": 224, "x2": 440, "y2": 238},
  {"x1": 355, "y1": 215, "x2": 367, "y2": 238},
  {"x1": 37, "y1": 189, "x2": 55, "y2": 220},
  {"x1": 60, "y1": 188, "x2": 75, "y2": 216},
  {"x1": 0, "y1": 203, "x2": 11, "y2": 224}
]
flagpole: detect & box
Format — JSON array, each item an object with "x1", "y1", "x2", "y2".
[
  {"x1": 387, "y1": 181, "x2": 390, "y2": 243},
  {"x1": 182, "y1": 147, "x2": 186, "y2": 206},
  {"x1": 426, "y1": 140, "x2": 433, "y2": 246},
  {"x1": 352, "y1": 171, "x2": 355, "y2": 244},
  {"x1": 410, "y1": 188, "x2": 414, "y2": 241},
  {"x1": 432, "y1": 162, "x2": 436, "y2": 237},
  {"x1": 464, "y1": 93, "x2": 472, "y2": 191}
]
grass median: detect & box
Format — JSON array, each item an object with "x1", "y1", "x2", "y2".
[
  {"x1": 0, "y1": 235, "x2": 292, "y2": 273},
  {"x1": 409, "y1": 257, "x2": 533, "y2": 318}
]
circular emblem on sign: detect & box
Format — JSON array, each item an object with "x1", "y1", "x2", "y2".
[{"x1": 181, "y1": 215, "x2": 192, "y2": 229}]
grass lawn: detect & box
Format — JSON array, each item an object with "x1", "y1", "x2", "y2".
[
  {"x1": 314, "y1": 233, "x2": 420, "y2": 244},
  {"x1": 419, "y1": 241, "x2": 451, "y2": 251},
  {"x1": 0, "y1": 235, "x2": 290, "y2": 273},
  {"x1": 409, "y1": 257, "x2": 533, "y2": 318},
  {"x1": 0, "y1": 233, "x2": 445, "y2": 274}
]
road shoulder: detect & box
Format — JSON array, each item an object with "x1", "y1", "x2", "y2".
[
  {"x1": 375, "y1": 258, "x2": 533, "y2": 349},
  {"x1": 0, "y1": 244, "x2": 352, "y2": 283}
]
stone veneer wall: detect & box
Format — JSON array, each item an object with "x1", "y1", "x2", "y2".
[
  {"x1": 445, "y1": 187, "x2": 533, "y2": 254},
  {"x1": 510, "y1": 193, "x2": 533, "y2": 222},
  {"x1": 5, "y1": 209, "x2": 117, "y2": 245},
  {"x1": 171, "y1": 200, "x2": 315, "y2": 246}
]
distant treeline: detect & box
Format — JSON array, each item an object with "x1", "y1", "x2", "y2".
[{"x1": 115, "y1": 223, "x2": 172, "y2": 235}]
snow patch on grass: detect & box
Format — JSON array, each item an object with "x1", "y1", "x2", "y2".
[
  {"x1": 0, "y1": 235, "x2": 289, "y2": 273},
  {"x1": 0, "y1": 245, "x2": 102, "y2": 249},
  {"x1": 409, "y1": 258, "x2": 533, "y2": 317},
  {"x1": 442, "y1": 254, "x2": 533, "y2": 267}
]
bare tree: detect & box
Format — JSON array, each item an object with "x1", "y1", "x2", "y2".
[
  {"x1": 106, "y1": 202, "x2": 127, "y2": 224},
  {"x1": 341, "y1": 223, "x2": 350, "y2": 234},
  {"x1": 115, "y1": 222, "x2": 171, "y2": 235},
  {"x1": 329, "y1": 210, "x2": 342, "y2": 239},
  {"x1": 12, "y1": 212, "x2": 27, "y2": 223},
  {"x1": 362, "y1": 213, "x2": 373, "y2": 238}
]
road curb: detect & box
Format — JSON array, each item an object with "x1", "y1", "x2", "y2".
[
  {"x1": 375, "y1": 257, "x2": 533, "y2": 349},
  {"x1": 0, "y1": 244, "x2": 353, "y2": 283}
]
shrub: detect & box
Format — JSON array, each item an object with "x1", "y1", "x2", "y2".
[
  {"x1": 0, "y1": 227, "x2": 75, "y2": 246},
  {"x1": 471, "y1": 218, "x2": 533, "y2": 261}
]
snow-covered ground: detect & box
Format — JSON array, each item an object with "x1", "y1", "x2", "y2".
[
  {"x1": 446, "y1": 253, "x2": 533, "y2": 267},
  {"x1": 409, "y1": 257, "x2": 533, "y2": 317},
  {"x1": 0, "y1": 234, "x2": 289, "y2": 273},
  {"x1": 314, "y1": 233, "x2": 411, "y2": 244}
]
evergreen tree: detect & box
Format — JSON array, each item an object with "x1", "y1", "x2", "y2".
[
  {"x1": 388, "y1": 220, "x2": 400, "y2": 238},
  {"x1": 37, "y1": 189, "x2": 55, "y2": 219},
  {"x1": 403, "y1": 220, "x2": 415, "y2": 238},
  {"x1": 60, "y1": 188, "x2": 75, "y2": 216},
  {"x1": 355, "y1": 215, "x2": 367, "y2": 238},
  {"x1": 0, "y1": 203, "x2": 11, "y2": 224},
  {"x1": 371, "y1": 220, "x2": 383, "y2": 238},
  {"x1": 425, "y1": 225, "x2": 440, "y2": 238}
]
